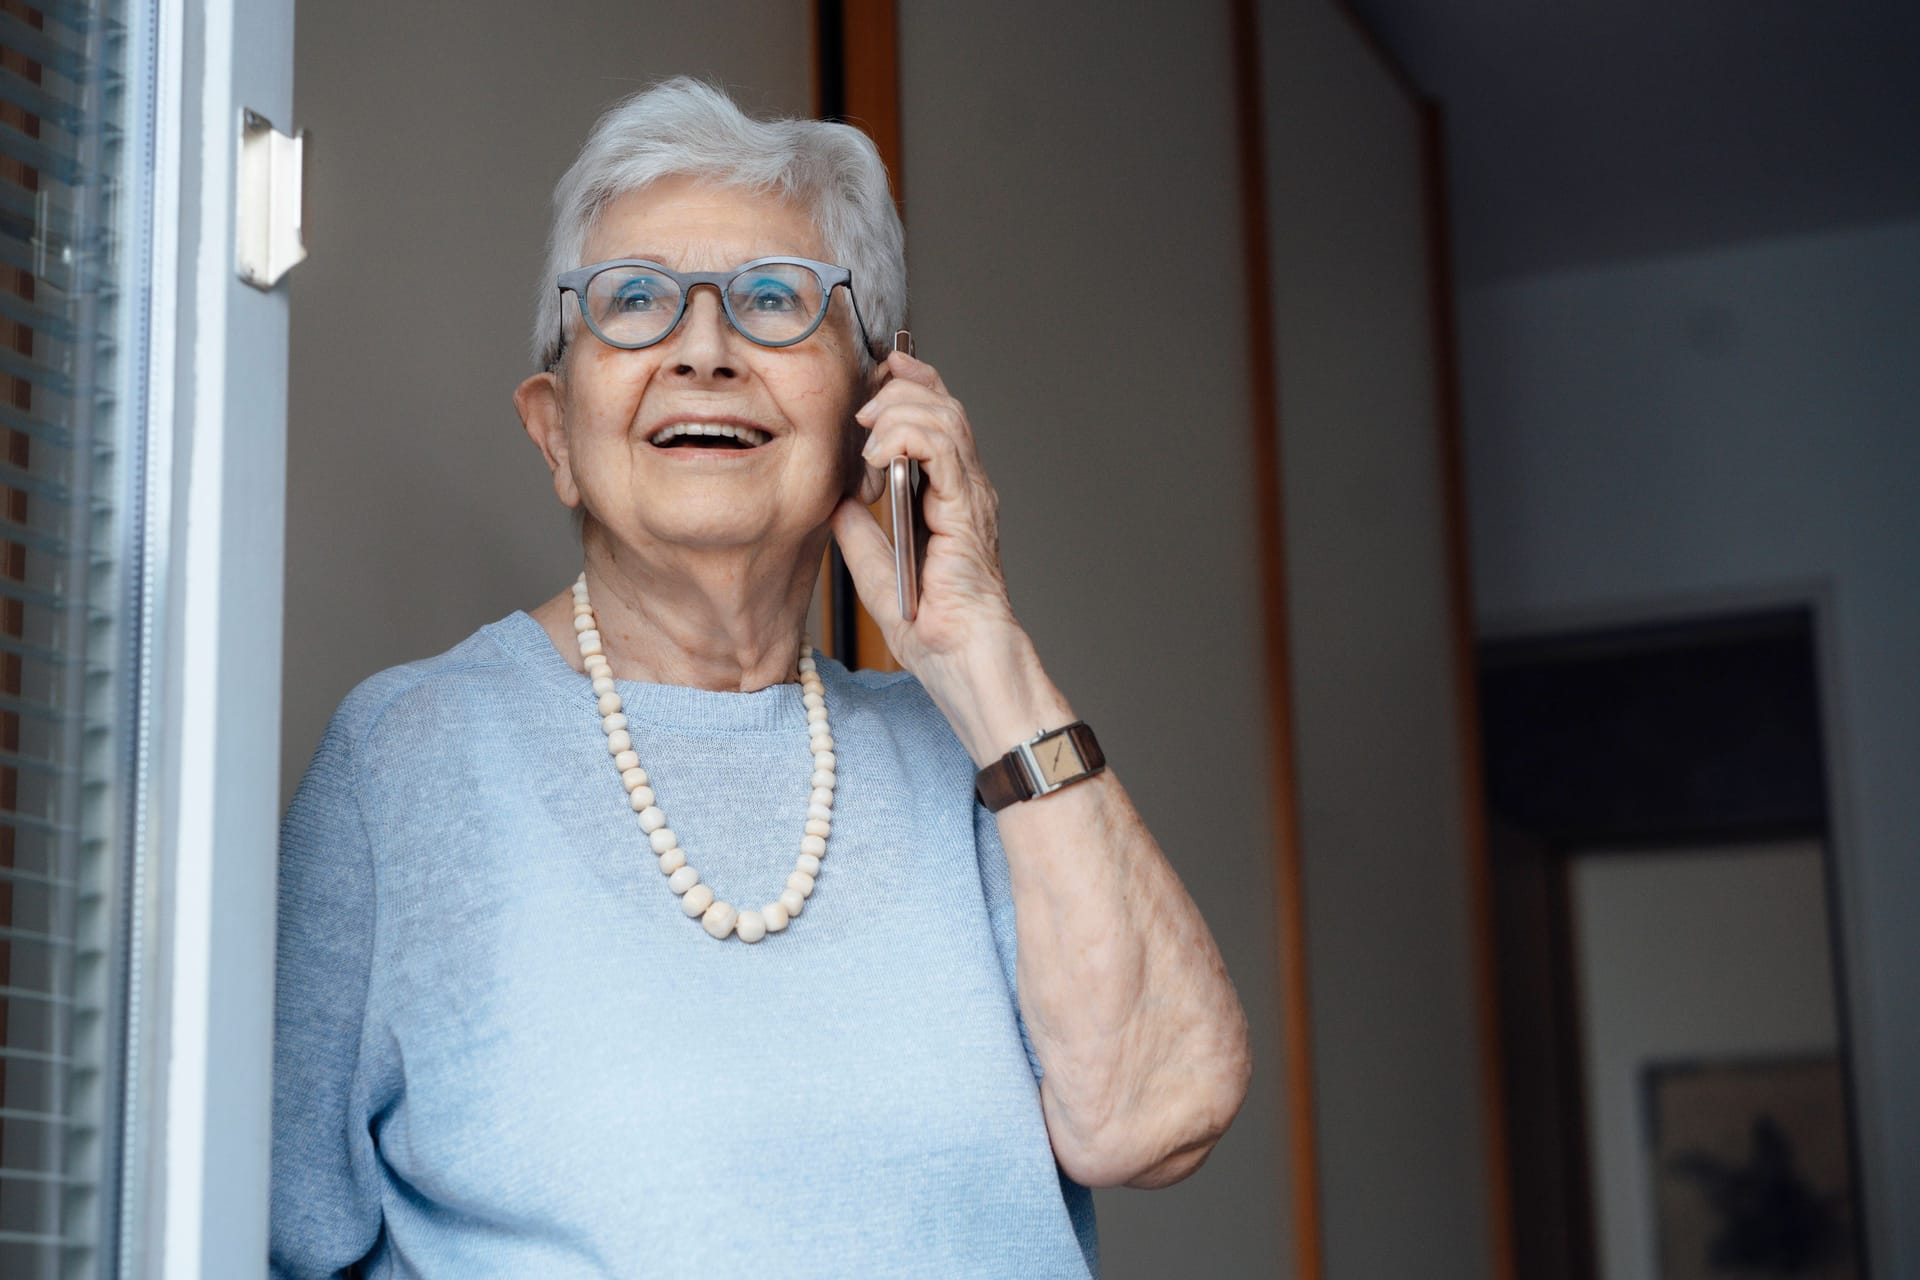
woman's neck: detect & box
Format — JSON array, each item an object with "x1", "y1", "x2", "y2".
[{"x1": 532, "y1": 530, "x2": 827, "y2": 693}]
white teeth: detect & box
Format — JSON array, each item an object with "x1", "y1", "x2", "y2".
[{"x1": 649, "y1": 422, "x2": 770, "y2": 447}]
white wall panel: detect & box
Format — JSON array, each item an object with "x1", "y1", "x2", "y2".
[{"x1": 1259, "y1": 1, "x2": 1495, "y2": 1276}]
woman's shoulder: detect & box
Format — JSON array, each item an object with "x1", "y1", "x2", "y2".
[
  {"x1": 823, "y1": 657, "x2": 939, "y2": 724},
  {"x1": 821, "y1": 658, "x2": 980, "y2": 783},
  {"x1": 319, "y1": 614, "x2": 534, "y2": 759}
]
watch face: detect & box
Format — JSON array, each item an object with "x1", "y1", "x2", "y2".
[{"x1": 1033, "y1": 730, "x2": 1085, "y2": 786}]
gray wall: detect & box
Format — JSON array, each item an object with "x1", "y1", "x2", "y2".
[
  {"x1": 1260, "y1": 1, "x2": 1495, "y2": 1276},
  {"x1": 283, "y1": 0, "x2": 812, "y2": 802},
  {"x1": 1460, "y1": 216, "x2": 1920, "y2": 1273},
  {"x1": 896, "y1": 1, "x2": 1293, "y2": 1273}
]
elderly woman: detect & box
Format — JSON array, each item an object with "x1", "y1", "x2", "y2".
[{"x1": 271, "y1": 78, "x2": 1250, "y2": 1278}]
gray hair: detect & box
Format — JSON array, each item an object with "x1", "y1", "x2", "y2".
[{"x1": 531, "y1": 77, "x2": 906, "y2": 373}]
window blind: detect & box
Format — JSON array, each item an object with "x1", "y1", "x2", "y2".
[{"x1": 0, "y1": 1, "x2": 151, "y2": 1276}]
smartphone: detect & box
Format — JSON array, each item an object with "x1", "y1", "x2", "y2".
[
  {"x1": 887, "y1": 330, "x2": 924, "y2": 621},
  {"x1": 889, "y1": 455, "x2": 922, "y2": 621}
]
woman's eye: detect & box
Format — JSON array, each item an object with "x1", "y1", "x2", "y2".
[
  {"x1": 741, "y1": 279, "x2": 802, "y2": 312},
  {"x1": 612, "y1": 279, "x2": 666, "y2": 311}
]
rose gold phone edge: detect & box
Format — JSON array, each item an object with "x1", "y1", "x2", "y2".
[
  {"x1": 888, "y1": 329, "x2": 920, "y2": 622},
  {"x1": 889, "y1": 455, "x2": 919, "y2": 621}
]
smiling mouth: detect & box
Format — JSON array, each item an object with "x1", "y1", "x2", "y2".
[{"x1": 648, "y1": 421, "x2": 772, "y2": 450}]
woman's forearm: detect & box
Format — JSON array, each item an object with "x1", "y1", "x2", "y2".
[{"x1": 924, "y1": 626, "x2": 1254, "y2": 1190}]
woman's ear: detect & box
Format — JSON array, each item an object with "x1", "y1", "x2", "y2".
[{"x1": 514, "y1": 369, "x2": 580, "y2": 509}]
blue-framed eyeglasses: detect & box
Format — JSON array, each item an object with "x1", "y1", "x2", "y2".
[{"x1": 552, "y1": 255, "x2": 876, "y2": 366}]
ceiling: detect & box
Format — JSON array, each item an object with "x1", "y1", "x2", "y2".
[{"x1": 1345, "y1": 0, "x2": 1920, "y2": 283}]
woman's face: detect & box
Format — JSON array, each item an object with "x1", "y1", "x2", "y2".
[{"x1": 517, "y1": 175, "x2": 875, "y2": 562}]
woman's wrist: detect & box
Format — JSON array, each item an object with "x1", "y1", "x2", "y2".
[{"x1": 923, "y1": 625, "x2": 1079, "y2": 769}]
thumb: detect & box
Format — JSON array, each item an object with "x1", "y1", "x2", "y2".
[{"x1": 829, "y1": 496, "x2": 904, "y2": 633}]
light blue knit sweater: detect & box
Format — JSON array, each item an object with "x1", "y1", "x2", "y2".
[{"x1": 270, "y1": 610, "x2": 1100, "y2": 1278}]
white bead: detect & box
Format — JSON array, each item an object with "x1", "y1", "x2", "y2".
[
  {"x1": 787, "y1": 870, "x2": 815, "y2": 898},
  {"x1": 602, "y1": 712, "x2": 628, "y2": 733},
  {"x1": 813, "y1": 751, "x2": 835, "y2": 771},
  {"x1": 807, "y1": 802, "x2": 833, "y2": 822},
  {"x1": 682, "y1": 883, "x2": 714, "y2": 916},
  {"x1": 798, "y1": 657, "x2": 816, "y2": 672},
  {"x1": 658, "y1": 847, "x2": 685, "y2": 874},
  {"x1": 702, "y1": 901, "x2": 738, "y2": 939},
  {"x1": 802, "y1": 691, "x2": 824, "y2": 709},
  {"x1": 804, "y1": 819, "x2": 830, "y2": 838},
  {"x1": 585, "y1": 654, "x2": 610, "y2": 674},
  {"x1": 668, "y1": 864, "x2": 700, "y2": 894},
  {"x1": 579, "y1": 631, "x2": 603, "y2": 656},
  {"x1": 606, "y1": 729, "x2": 632, "y2": 755},
  {"x1": 573, "y1": 613, "x2": 594, "y2": 631},
  {"x1": 779, "y1": 888, "x2": 805, "y2": 916},
  {"x1": 806, "y1": 707, "x2": 828, "y2": 724},
  {"x1": 763, "y1": 902, "x2": 790, "y2": 931},
  {"x1": 614, "y1": 750, "x2": 640, "y2": 772},
  {"x1": 808, "y1": 721, "x2": 831, "y2": 739},
  {"x1": 797, "y1": 852, "x2": 821, "y2": 876},
  {"x1": 649, "y1": 827, "x2": 678, "y2": 854},
  {"x1": 811, "y1": 770, "x2": 835, "y2": 790},
  {"x1": 621, "y1": 767, "x2": 649, "y2": 790},
  {"x1": 596, "y1": 690, "x2": 619, "y2": 712},
  {"x1": 810, "y1": 787, "x2": 834, "y2": 808},
  {"x1": 638, "y1": 806, "x2": 666, "y2": 832},
  {"x1": 812, "y1": 734, "x2": 834, "y2": 753},
  {"x1": 735, "y1": 909, "x2": 767, "y2": 943},
  {"x1": 800, "y1": 835, "x2": 826, "y2": 857},
  {"x1": 628, "y1": 786, "x2": 656, "y2": 811}
]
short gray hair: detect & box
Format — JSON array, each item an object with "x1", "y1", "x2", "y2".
[{"x1": 531, "y1": 77, "x2": 906, "y2": 373}]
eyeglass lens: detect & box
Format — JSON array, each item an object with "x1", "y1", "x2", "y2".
[{"x1": 582, "y1": 262, "x2": 829, "y2": 349}]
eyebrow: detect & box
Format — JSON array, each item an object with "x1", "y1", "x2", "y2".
[{"x1": 599, "y1": 252, "x2": 811, "y2": 270}]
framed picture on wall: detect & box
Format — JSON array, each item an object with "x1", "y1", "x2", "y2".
[{"x1": 1644, "y1": 1056, "x2": 1859, "y2": 1279}]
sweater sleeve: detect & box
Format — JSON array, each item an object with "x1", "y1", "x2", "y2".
[
  {"x1": 974, "y1": 797, "x2": 1045, "y2": 1084},
  {"x1": 269, "y1": 704, "x2": 390, "y2": 1279}
]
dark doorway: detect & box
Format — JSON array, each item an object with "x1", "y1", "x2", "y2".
[{"x1": 1479, "y1": 606, "x2": 1868, "y2": 1280}]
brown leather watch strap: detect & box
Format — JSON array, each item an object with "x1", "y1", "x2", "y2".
[
  {"x1": 974, "y1": 752, "x2": 1031, "y2": 812},
  {"x1": 974, "y1": 721, "x2": 1106, "y2": 812}
]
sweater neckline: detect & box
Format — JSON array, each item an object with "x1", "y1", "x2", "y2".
[{"x1": 491, "y1": 608, "x2": 829, "y2": 734}]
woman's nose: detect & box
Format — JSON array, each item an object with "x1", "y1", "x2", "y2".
[{"x1": 664, "y1": 286, "x2": 739, "y2": 380}]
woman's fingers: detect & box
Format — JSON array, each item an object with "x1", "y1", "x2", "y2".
[
  {"x1": 856, "y1": 355, "x2": 957, "y2": 424},
  {"x1": 854, "y1": 380, "x2": 939, "y2": 430},
  {"x1": 884, "y1": 347, "x2": 948, "y2": 394},
  {"x1": 860, "y1": 412, "x2": 971, "y2": 520}
]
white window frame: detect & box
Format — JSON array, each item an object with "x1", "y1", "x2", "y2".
[{"x1": 135, "y1": 0, "x2": 295, "y2": 1273}]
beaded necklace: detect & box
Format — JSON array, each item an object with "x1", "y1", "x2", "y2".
[{"x1": 571, "y1": 571, "x2": 833, "y2": 942}]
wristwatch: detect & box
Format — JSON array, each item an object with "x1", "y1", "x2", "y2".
[{"x1": 974, "y1": 721, "x2": 1107, "y2": 812}]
